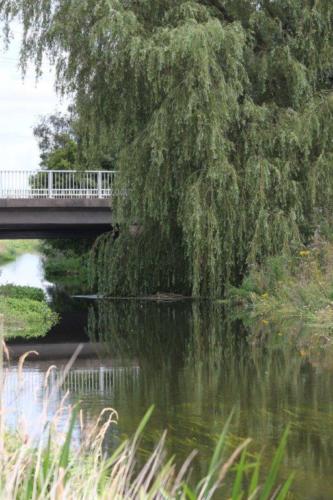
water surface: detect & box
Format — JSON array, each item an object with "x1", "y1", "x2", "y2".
[
  {"x1": 0, "y1": 253, "x2": 52, "y2": 291},
  {"x1": 2, "y1": 253, "x2": 333, "y2": 499}
]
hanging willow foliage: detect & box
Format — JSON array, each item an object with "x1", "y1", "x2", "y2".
[{"x1": 2, "y1": 0, "x2": 333, "y2": 296}]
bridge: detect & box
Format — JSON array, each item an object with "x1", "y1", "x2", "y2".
[{"x1": 0, "y1": 170, "x2": 115, "y2": 238}]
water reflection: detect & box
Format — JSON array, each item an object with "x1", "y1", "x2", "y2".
[
  {"x1": 3, "y1": 359, "x2": 139, "y2": 450},
  {"x1": 3, "y1": 248, "x2": 333, "y2": 499},
  {"x1": 87, "y1": 300, "x2": 333, "y2": 499}
]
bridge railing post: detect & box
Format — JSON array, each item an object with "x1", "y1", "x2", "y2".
[
  {"x1": 48, "y1": 171, "x2": 53, "y2": 198},
  {"x1": 97, "y1": 171, "x2": 102, "y2": 199},
  {"x1": 0, "y1": 169, "x2": 117, "y2": 199}
]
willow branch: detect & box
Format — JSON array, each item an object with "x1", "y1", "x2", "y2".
[{"x1": 198, "y1": 0, "x2": 234, "y2": 22}]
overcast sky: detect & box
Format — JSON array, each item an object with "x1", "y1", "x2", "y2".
[{"x1": 0, "y1": 27, "x2": 66, "y2": 172}]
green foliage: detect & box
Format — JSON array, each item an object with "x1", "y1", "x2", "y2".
[
  {"x1": 33, "y1": 113, "x2": 80, "y2": 171},
  {"x1": 0, "y1": 285, "x2": 58, "y2": 339},
  {"x1": 0, "y1": 284, "x2": 46, "y2": 302},
  {"x1": 43, "y1": 138, "x2": 78, "y2": 170},
  {"x1": 41, "y1": 242, "x2": 91, "y2": 295},
  {"x1": 0, "y1": 240, "x2": 39, "y2": 265},
  {"x1": 89, "y1": 227, "x2": 190, "y2": 296},
  {"x1": 3, "y1": 1, "x2": 333, "y2": 296},
  {"x1": 43, "y1": 250, "x2": 86, "y2": 278},
  {"x1": 232, "y1": 238, "x2": 333, "y2": 339},
  {"x1": 0, "y1": 296, "x2": 58, "y2": 339}
]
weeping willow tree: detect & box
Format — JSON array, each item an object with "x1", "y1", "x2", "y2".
[{"x1": 2, "y1": 1, "x2": 333, "y2": 296}]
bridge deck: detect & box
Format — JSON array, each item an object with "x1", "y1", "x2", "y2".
[
  {"x1": 0, "y1": 198, "x2": 112, "y2": 239},
  {"x1": 0, "y1": 170, "x2": 114, "y2": 238}
]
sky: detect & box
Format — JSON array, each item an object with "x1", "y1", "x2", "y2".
[{"x1": 0, "y1": 26, "x2": 66, "y2": 172}]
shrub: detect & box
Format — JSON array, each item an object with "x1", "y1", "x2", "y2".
[{"x1": 0, "y1": 284, "x2": 46, "y2": 302}]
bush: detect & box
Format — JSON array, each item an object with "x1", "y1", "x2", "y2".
[
  {"x1": 0, "y1": 297, "x2": 58, "y2": 339},
  {"x1": 231, "y1": 237, "x2": 333, "y2": 339},
  {"x1": 0, "y1": 285, "x2": 58, "y2": 339},
  {"x1": 0, "y1": 284, "x2": 46, "y2": 302}
]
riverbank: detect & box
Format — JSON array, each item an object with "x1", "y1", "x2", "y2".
[
  {"x1": 231, "y1": 237, "x2": 333, "y2": 343},
  {"x1": 41, "y1": 241, "x2": 90, "y2": 294},
  {"x1": 0, "y1": 240, "x2": 39, "y2": 265},
  {"x1": 0, "y1": 285, "x2": 58, "y2": 339}
]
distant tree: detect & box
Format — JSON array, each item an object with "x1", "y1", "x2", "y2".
[
  {"x1": 33, "y1": 113, "x2": 79, "y2": 170},
  {"x1": 34, "y1": 112, "x2": 115, "y2": 172}
]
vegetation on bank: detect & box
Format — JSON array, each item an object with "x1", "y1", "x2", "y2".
[
  {"x1": 0, "y1": 285, "x2": 58, "y2": 339},
  {"x1": 43, "y1": 249, "x2": 88, "y2": 281},
  {"x1": 231, "y1": 237, "x2": 333, "y2": 339},
  {"x1": 41, "y1": 240, "x2": 91, "y2": 294},
  {"x1": 0, "y1": 284, "x2": 46, "y2": 302},
  {"x1": 0, "y1": 240, "x2": 39, "y2": 265}
]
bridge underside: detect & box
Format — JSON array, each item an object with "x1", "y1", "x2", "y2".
[{"x1": 0, "y1": 199, "x2": 112, "y2": 239}]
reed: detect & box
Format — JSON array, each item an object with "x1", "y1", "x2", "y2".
[{"x1": 0, "y1": 350, "x2": 293, "y2": 499}]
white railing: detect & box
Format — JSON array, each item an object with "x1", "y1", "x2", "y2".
[
  {"x1": 3, "y1": 365, "x2": 140, "y2": 399},
  {"x1": 0, "y1": 170, "x2": 117, "y2": 199}
]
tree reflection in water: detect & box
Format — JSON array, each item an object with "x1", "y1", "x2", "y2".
[{"x1": 87, "y1": 300, "x2": 333, "y2": 500}]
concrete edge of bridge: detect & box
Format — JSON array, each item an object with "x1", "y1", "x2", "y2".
[{"x1": 0, "y1": 198, "x2": 112, "y2": 208}]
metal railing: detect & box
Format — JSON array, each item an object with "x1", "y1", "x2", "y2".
[
  {"x1": 3, "y1": 365, "x2": 141, "y2": 399},
  {"x1": 0, "y1": 170, "x2": 117, "y2": 199}
]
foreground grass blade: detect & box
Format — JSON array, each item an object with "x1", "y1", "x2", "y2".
[
  {"x1": 259, "y1": 427, "x2": 290, "y2": 500},
  {"x1": 132, "y1": 405, "x2": 155, "y2": 445},
  {"x1": 276, "y1": 473, "x2": 295, "y2": 500},
  {"x1": 197, "y1": 410, "x2": 234, "y2": 497},
  {"x1": 232, "y1": 447, "x2": 247, "y2": 499},
  {"x1": 248, "y1": 457, "x2": 260, "y2": 497},
  {"x1": 59, "y1": 406, "x2": 79, "y2": 470}
]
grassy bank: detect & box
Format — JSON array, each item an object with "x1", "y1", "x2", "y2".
[
  {"x1": 0, "y1": 240, "x2": 39, "y2": 265},
  {"x1": 0, "y1": 285, "x2": 58, "y2": 339},
  {"x1": 231, "y1": 237, "x2": 333, "y2": 342}
]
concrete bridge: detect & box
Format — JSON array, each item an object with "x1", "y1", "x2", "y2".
[{"x1": 0, "y1": 170, "x2": 115, "y2": 238}]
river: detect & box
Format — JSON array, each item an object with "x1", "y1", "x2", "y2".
[{"x1": 2, "y1": 252, "x2": 333, "y2": 499}]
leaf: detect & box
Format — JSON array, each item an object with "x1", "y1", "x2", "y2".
[{"x1": 259, "y1": 428, "x2": 290, "y2": 500}]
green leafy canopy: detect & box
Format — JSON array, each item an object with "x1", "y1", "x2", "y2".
[{"x1": 2, "y1": 1, "x2": 333, "y2": 296}]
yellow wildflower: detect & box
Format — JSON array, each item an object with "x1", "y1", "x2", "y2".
[
  {"x1": 261, "y1": 293, "x2": 269, "y2": 299},
  {"x1": 261, "y1": 319, "x2": 269, "y2": 325},
  {"x1": 299, "y1": 250, "x2": 310, "y2": 257}
]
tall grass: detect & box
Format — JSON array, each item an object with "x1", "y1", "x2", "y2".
[{"x1": 0, "y1": 350, "x2": 293, "y2": 499}]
